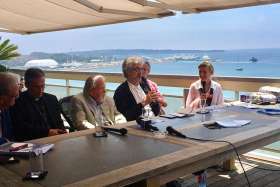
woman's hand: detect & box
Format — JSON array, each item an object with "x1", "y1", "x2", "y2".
[
  {"x1": 200, "y1": 93, "x2": 207, "y2": 100},
  {"x1": 190, "y1": 97, "x2": 201, "y2": 110}
]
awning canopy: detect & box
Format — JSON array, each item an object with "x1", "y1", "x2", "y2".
[{"x1": 0, "y1": 0, "x2": 279, "y2": 34}]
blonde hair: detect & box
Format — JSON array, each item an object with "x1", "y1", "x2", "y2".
[{"x1": 198, "y1": 61, "x2": 214, "y2": 74}]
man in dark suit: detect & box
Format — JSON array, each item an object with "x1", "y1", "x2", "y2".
[
  {"x1": 0, "y1": 72, "x2": 19, "y2": 143},
  {"x1": 11, "y1": 68, "x2": 66, "y2": 141},
  {"x1": 114, "y1": 56, "x2": 160, "y2": 121}
]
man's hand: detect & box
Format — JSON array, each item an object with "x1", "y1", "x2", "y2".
[
  {"x1": 149, "y1": 91, "x2": 158, "y2": 102},
  {"x1": 142, "y1": 91, "x2": 159, "y2": 106},
  {"x1": 48, "y1": 129, "x2": 67, "y2": 136},
  {"x1": 142, "y1": 94, "x2": 152, "y2": 106}
]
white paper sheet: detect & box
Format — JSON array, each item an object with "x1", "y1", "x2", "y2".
[{"x1": 216, "y1": 120, "x2": 251, "y2": 128}]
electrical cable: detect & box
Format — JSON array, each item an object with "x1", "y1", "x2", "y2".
[{"x1": 166, "y1": 126, "x2": 251, "y2": 187}]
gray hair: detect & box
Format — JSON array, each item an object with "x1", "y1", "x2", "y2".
[
  {"x1": 0, "y1": 72, "x2": 20, "y2": 96},
  {"x1": 122, "y1": 56, "x2": 144, "y2": 78},
  {"x1": 144, "y1": 60, "x2": 151, "y2": 69},
  {"x1": 83, "y1": 75, "x2": 105, "y2": 97}
]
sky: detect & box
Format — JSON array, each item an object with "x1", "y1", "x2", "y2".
[{"x1": 1, "y1": 3, "x2": 280, "y2": 55}]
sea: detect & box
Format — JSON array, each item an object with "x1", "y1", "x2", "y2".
[{"x1": 36, "y1": 48, "x2": 280, "y2": 99}]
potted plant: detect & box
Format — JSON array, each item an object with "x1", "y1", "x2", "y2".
[{"x1": 0, "y1": 37, "x2": 20, "y2": 72}]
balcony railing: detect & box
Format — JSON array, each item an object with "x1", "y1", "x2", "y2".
[
  {"x1": 10, "y1": 68, "x2": 280, "y2": 162},
  {"x1": 11, "y1": 69, "x2": 280, "y2": 99}
]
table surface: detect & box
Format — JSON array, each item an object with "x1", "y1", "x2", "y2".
[{"x1": 1, "y1": 105, "x2": 280, "y2": 187}]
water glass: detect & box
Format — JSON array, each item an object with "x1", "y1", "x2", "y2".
[
  {"x1": 200, "y1": 98, "x2": 207, "y2": 113},
  {"x1": 29, "y1": 148, "x2": 44, "y2": 174},
  {"x1": 141, "y1": 107, "x2": 146, "y2": 118},
  {"x1": 95, "y1": 115, "x2": 105, "y2": 136},
  {"x1": 142, "y1": 107, "x2": 151, "y2": 119}
]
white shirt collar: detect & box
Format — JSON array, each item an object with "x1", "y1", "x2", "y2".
[
  {"x1": 196, "y1": 80, "x2": 215, "y2": 90},
  {"x1": 128, "y1": 81, "x2": 146, "y2": 104}
]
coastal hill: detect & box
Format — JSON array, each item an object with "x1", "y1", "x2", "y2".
[{"x1": 0, "y1": 49, "x2": 224, "y2": 67}]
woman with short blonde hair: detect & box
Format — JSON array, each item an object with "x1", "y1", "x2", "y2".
[{"x1": 186, "y1": 61, "x2": 224, "y2": 110}]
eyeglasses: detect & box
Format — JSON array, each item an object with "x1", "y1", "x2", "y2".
[{"x1": 130, "y1": 67, "x2": 144, "y2": 72}]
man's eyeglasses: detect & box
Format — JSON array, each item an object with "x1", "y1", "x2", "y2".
[{"x1": 130, "y1": 67, "x2": 144, "y2": 72}]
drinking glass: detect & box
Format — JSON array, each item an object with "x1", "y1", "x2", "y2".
[
  {"x1": 95, "y1": 115, "x2": 105, "y2": 136},
  {"x1": 29, "y1": 148, "x2": 44, "y2": 176},
  {"x1": 200, "y1": 98, "x2": 207, "y2": 113}
]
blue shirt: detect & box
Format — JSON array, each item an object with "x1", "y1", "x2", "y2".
[{"x1": 0, "y1": 109, "x2": 14, "y2": 141}]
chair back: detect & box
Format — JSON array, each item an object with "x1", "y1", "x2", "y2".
[{"x1": 59, "y1": 95, "x2": 75, "y2": 132}]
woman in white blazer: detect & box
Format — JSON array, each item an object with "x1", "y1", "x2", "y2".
[{"x1": 186, "y1": 61, "x2": 224, "y2": 110}]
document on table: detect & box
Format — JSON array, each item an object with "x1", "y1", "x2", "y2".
[
  {"x1": 216, "y1": 120, "x2": 252, "y2": 128},
  {"x1": 19, "y1": 144, "x2": 54, "y2": 156},
  {"x1": 0, "y1": 142, "x2": 54, "y2": 156}
]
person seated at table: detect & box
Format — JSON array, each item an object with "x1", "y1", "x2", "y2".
[
  {"x1": 142, "y1": 60, "x2": 167, "y2": 108},
  {"x1": 0, "y1": 72, "x2": 20, "y2": 143},
  {"x1": 10, "y1": 68, "x2": 66, "y2": 141},
  {"x1": 71, "y1": 75, "x2": 125, "y2": 130},
  {"x1": 186, "y1": 61, "x2": 224, "y2": 110},
  {"x1": 114, "y1": 56, "x2": 161, "y2": 121}
]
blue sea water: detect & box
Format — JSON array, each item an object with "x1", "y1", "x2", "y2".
[
  {"x1": 95, "y1": 48, "x2": 280, "y2": 77},
  {"x1": 45, "y1": 48, "x2": 280, "y2": 99}
]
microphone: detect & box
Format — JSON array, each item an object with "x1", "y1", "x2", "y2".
[
  {"x1": 166, "y1": 126, "x2": 186, "y2": 139},
  {"x1": 136, "y1": 117, "x2": 159, "y2": 132},
  {"x1": 201, "y1": 81, "x2": 206, "y2": 93},
  {"x1": 144, "y1": 123, "x2": 159, "y2": 131},
  {"x1": 102, "y1": 127, "x2": 128, "y2": 136}
]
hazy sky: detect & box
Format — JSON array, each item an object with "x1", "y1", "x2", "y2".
[{"x1": 1, "y1": 4, "x2": 280, "y2": 54}]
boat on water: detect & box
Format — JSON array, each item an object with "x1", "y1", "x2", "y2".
[
  {"x1": 249, "y1": 57, "x2": 258, "y2": 63},
  {"x1": 235, "y1": 68, "x2": 243, "y2": 71},
  {"x1": 202, "y1": 55, "x2": 211, "y2": 61},
  {"x1": 164, "y1": 55, "x2": 199, "y2": 62}
]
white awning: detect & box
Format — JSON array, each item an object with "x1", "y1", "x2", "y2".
[
  {"x1": 158, "y1": 0, "x2": 280, "y2": 13},
  {"x1": 0, "y1": 0, "x2": 279, "y2": 34}
]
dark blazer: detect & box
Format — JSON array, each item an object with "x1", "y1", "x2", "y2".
[
  {"x1": 0, "y1": 109, "x2": 14, "y2": 141},
  {"x1": 113, "y1": 80, "x2": 160, "y2": 121},
  {"x1": 10, "y1": 91, "x2": 65, "y2": 141}
]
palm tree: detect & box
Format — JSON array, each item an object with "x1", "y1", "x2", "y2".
[
  {"x1": 0, "y1": 37, "x2": 20, "y2": 60},
  {"x1": 0, "y1": 37, "x2": 20, "y2": 72}
]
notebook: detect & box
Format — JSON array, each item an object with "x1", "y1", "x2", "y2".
[{"x1": 0, "y1": 142, "x2": 54, "y2": 157}]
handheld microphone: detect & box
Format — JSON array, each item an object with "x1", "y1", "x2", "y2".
[
  {"x1": 102, "y1": 127, "x2": 128, "y2": 136},
  {"x1": 166, "y1": 126, "x2": 186, "y2": 139},
  {"x1": 136, "y1": 117, "x2": 159, "y2": 131},
  {"x1": 144, "y1": 123, "x2": 159, "y2": 131},
  {"x1": 201, "y1": 81, "x2": 206, "y2": 93}
]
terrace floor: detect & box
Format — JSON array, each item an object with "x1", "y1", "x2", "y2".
[{"x1": 178, "y1": 156, "x2": 280, "y2": 187}]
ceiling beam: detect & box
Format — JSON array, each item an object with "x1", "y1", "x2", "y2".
[
  {"x1": 74, "y1": 0, "x2": 162, "y2": 18},
  {"x1": 129, "y1": 0, "x2": 198, "y2": 13}
]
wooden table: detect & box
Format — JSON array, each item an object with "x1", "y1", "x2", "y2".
[{"x1": 1, "y1": 106, "x2": 280, "y2": 187}]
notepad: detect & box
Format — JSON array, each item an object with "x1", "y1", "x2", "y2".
[
  {"x1": 216, "y1": 120, "x2": 251, "y2": 128},
  {"x1": 19, "y1": 144, "x2": 54, "y2": 156},
  {"x1": 0, "y1": 142, "x2": 54, "y2": 157}
]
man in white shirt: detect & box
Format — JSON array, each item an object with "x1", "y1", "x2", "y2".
[{"x1": 113, "y1": 56, "x2": 161, "y2": 121}]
